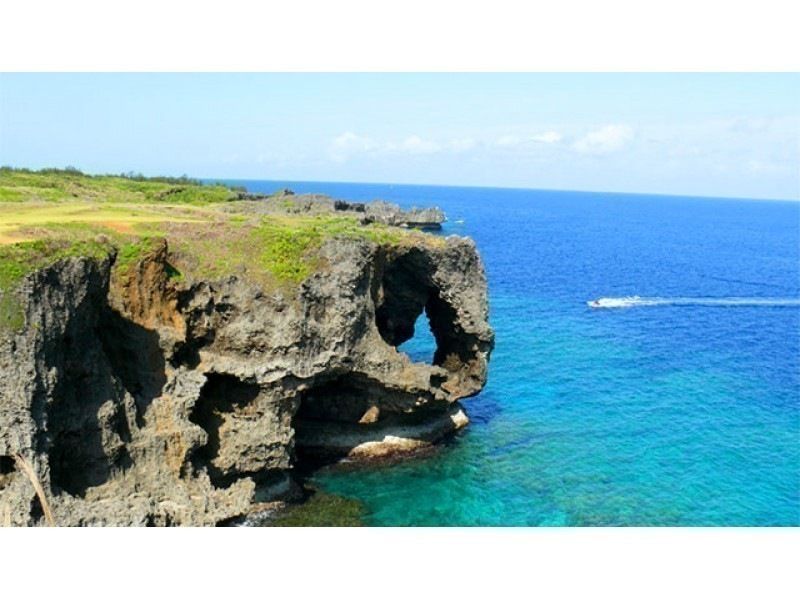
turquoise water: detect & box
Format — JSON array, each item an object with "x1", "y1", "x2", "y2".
[{"x1": 235, "y1": 180, "x2": 800, "y2": 526}]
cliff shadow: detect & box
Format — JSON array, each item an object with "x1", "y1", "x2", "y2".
[
  {"x1": 290, "y1": 371, "x2": 462, "y2": 477},
  {"x1": 100, "y1": 307, "x2": 167, "y2": 427},
  {"x1": 48, "y1": 321, "x2": 136, "y2": 498}
]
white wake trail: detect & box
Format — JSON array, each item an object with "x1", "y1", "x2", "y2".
[{"x1": 587, "y1": 296, "x2": 800, "y2": 309}]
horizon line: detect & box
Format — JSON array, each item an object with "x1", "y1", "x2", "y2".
[
  {"x1": 204, "y1": 175, "x2": 800, "y2": 204},
  {"x1": 3, "y1": 164, "x2": 797, "y2": 203}
]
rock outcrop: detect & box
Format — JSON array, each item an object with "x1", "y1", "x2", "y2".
[
  {"x1": 0, "y1": 229, "x2": 492, "y2": 526},
  {"x1": 237, "y1": 192, "x2": 447, "y2": 230}
]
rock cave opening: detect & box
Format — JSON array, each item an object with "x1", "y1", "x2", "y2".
[
  {"x1": 290, "y1": 368, "x2": 452, "y2": 472},
  {"x1": 294, "y1": 374, "x2": 376, "y2": 425},
  {"x1": 396, "y1": 309, "x2": 438, "y2": 365},
  {"x1": 374, "y1": 248, "x2": 473, "y2": 369},
  {"x1": 290, "y1": 372, "x2": 420, "y2": 471},
  {"x1": 375, "y1": 272, "x2": 473, "y2": 374},
  {"x1": 189, "y1": 372, "x2": 261, "y2": 486}
]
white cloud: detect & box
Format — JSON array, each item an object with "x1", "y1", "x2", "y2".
[
  {"x1": 329, "y1": 132, "x2": 481, "y2": 160},
  {"x1": 494, "y1": 135, "x2": 520, "y2": 147},
  {"x1": 448, "y1": 138, "x2": 477, "y2": 152},
  {"x1": 332, "y1": 131, "x2": 375, "y2": 149},
  {"x1": 530, "y1": 131, "x2": 562, "y2": 143},
  {"x1": 329, "y1": 132, "x2": 380, "y2": 162},
  {"x1": 494, "y1": 131, "x2": 562, "y2": 147},
  {"x1": 572, "y1": 125, "x2": 634, "y2": 154},
  {"x1": 390, "y1": 135, "x2": 441, "y2": 154}
]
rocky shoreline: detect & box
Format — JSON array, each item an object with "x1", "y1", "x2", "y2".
[
  {"x1": 237, "y1": 189, "x2": 447, "y2": 230},
  {"x1": 0, "y1": 184, "x2": 493, "y2": 526}
]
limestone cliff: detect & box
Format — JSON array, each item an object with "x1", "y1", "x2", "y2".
[{"x1": 0, "y1": 225, "x2": 493, "y2": 526}]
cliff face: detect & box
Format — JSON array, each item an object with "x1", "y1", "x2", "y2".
[{"x1": 0, "y1": 233, "x2": 493, "y2": 526}]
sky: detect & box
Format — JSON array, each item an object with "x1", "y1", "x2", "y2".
[{"x1": 0, "y1": 73, "x2": 798, "y2": 199}]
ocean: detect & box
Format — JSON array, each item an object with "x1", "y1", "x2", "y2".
[{"x1": 229, "y1": 179, "x2": 800, "y2": 526}]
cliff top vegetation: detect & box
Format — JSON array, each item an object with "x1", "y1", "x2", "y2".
[{"x1": 0, "y1": 168, "x2": 445, "y2": 331}]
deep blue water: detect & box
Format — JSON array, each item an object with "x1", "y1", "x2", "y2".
[{"x1": 231, "y1": 180, "x2": 800, "y2": 526}]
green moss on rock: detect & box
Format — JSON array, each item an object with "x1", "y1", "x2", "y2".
[
  {"x1": 113, "y1": 237, "x2": 160, "y2": 275},
  {"x1": 164, "y1": 214, "x2": 408, "y2": 292}
]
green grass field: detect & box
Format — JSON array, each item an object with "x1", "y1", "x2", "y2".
[
  {"x1": 0, "y1": 202, "x2": 210, "y2": 244},
  {"x1": 0, "y1": 167, "x2": 238, "y2": 205},
  {"x1": 0, "y1": 168, "x2": 440, "y2": 331}
]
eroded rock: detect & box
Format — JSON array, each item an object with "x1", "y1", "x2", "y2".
[{"x1": 0, "y1": 231, "x2": 493, "y2": 526}]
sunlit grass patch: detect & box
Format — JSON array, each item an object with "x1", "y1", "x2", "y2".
[
  {"x1": 165, "y1": 214, "x2": 411, "y2": 291},
  {"x1": 0, "y1": 202, "x2": 211, "y2": 243},
  {"x1": 0, "y1": 167, "x2": 238, "y2": 205}
]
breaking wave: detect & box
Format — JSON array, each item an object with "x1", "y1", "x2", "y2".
[{"x1": 587, "y1": 296, "x2": 800, "y2": 309}]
